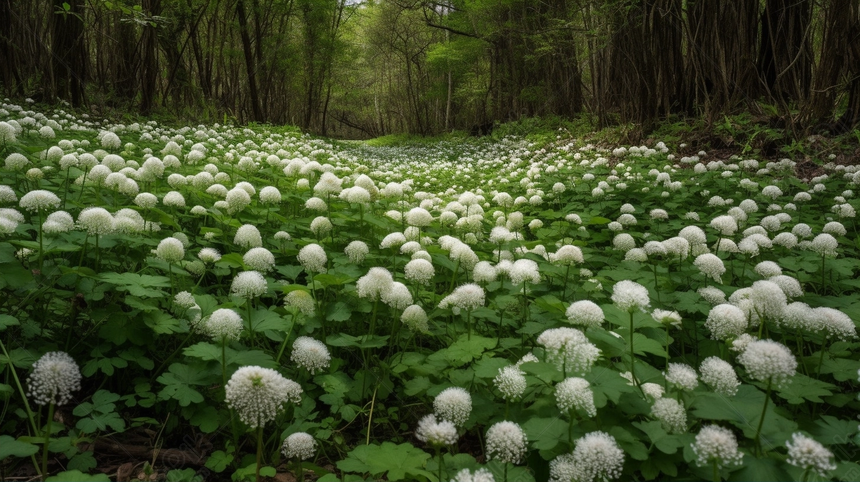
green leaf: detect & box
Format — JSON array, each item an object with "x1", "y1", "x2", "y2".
[
  {"x1": 143, "y1": 311, "x2": 182, "y2": 334},
  {"x1": 227, "y1": 349, "x2": 276, "y2": 368},
  {"x1": 403, "y1": 376, "x2": 430, "y2": 396},
  {"x1": 427, "y1": 334, "x2": 496, "y2": 368},
  {"x1": 472, "y1": 357, "x2": 510, "y2": 379},
  {"x1": 183, "y1": 342, "x2": 225, "y2": 361},
  {"x1": 46, "y1": 470, "x2": 111, "y2": 482},
  {"x1": 727, "y1": 456, "x2": 790, "y2": 482},
  {"x1": 521, "y1": 417, "x2": 567, "y2": 451},
  {"x1": 0, "y1": 314, "x2": 19, "y2": 332},
  {"x1": 73, "y1": 390, "x2": 126, "y2": 433},
  {"x1": 156, "y1": 363, "x2": 210, "y2": 406},
  {"x1": 98, "y1": 272, "x2": 171, "y2": 298},
  {"x1": 326, "y1": 301, "x2": 353, "y2": 322},
  {"x1": 811, "y1": 416, "x2": 857, "y2": 445},
  {"x1": 776, "y1": 373, "x2": 836, "y2": 404},
  {"x1": 0, "y1": 435, "x2": 39, "y2": 459},
  {"x1": 585, "y1": 366, "x2": 634, "y2": 407},
  {"x1": 204, "y1": 450, "x2": 233, "y2": 473},
  {"x1": 336, "y1": 442, "x2": 433, "y2": 481}
]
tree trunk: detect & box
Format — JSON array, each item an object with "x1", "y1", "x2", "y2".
[
  {"x1": 237, "y1": 0, "x2": 263, "y2": 121},
  {"x1": 758, "y1": 0, "x2": 813, "y2": 103},
  {"x1": 51, "y1": 0, "x2": 87, "y2": 106}
]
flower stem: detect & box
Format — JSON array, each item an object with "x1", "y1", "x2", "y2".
[
  {"x1": 713, "y1": 459, "x2": 720, "y2": 482},
  {"x1": 754, "y1": 378, "x2": 772, "y2": 456},
  {"x1": 0, "y1": 338, "x2": 38, "y2": 435},
  {"x1": 41, "y1": 402, "x2": 55, "y2": 479},
  {"x1": 255, "y1": 426, "x2": 264, "y2": 482}
]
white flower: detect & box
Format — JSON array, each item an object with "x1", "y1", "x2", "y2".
[
  {"x1": 225, "y1": 366, "x2": 302, "y2": 428},
  {"x1": 691, "y1": 425, "x2": 743, "y2": 468},
  {"x1": 611, "y1": 280, "x2": 650, "y2": 312},
  {"x1": 381, "y1": 281, "x2": 412, "y2": 310},
  {"x1": 405, "y1": 259, "x2": 435, "y2": 285},
  {"x1": 810, "y1": 233, "x2": 838, "y2": 256},
  {"x1": 816, "y1": 307, "x2": 857, "y2": 340},
  {"x1": 416, "y1": 414, "x2": 458, "y2": 446},
  {"x1": 155, "y1": 237, "x2": 185, "y2": 263},
  {"x1": 612, "y1": 233, "x2": 635, "y2": 252},
  {"x1": 751, "y1": 280, "x2": 787, "y2": 320},
  {"x1": 310, "y1": 216, "x2": 332, "y2": 238},
  {"x1": 434, "y1": 387, "x2": 472, "y2": 427},
  {"x1": 709, "y1": 215, "x2": 738, "y2": 236},
  {"x1": 356, "y1": 267, "x2": 394, "y2": 301},
  {"x1": 298, "y1": 243, "x2": 327, "y2": 273},
  {"x1": 705, "y1": 304, "x2": 747, "y2": 340},
  {"x1": 230, "y1": 271, "x2": 267, "y2": 299},
  {"x1": 485, "y1": 421, "x2": 527, "y2": 464},
  {"x1": 198, "y1": 247, "x2": 221, "y2": 264},
  {"x1": 651, "y1": 398, "x2": 687, "y2": 433},
  {"x1": 439, "y1": 283, "x2": 485, "y2": 311},
  {"x1": 202, "y1": 308, "x2": 244, "y2": 341},
  {"x1": 380, "y1": 232, "x2": 407, "y2": 249},
  {"x1": 243, "y1": 247, "x2": 275, "y2": 272},
  {"x1": 42, "y1": 211, "x2": 74, "y2": 234},
  {"x1": 451, "y1": 468, "x2": 495, "y2": 482},
  {"x1": 537, "y1": 327, "x2": 600, "y2": 374},
  {"x1": 291, "y1": 337, "x2": 331, "y2": 374},
  {"x1": 27, "y1": 352, "x2": 81, "y2": 406},
  {"x1": 77, "y1": 207, "x2": 114, "y2": 235},
  {"x1": 664, "y1": 363, "x2": 698, "y2": 391},
  {"x1": 694, "y1": 253, "x2": 725, "y2": 283},
  {"x1": 569, "y1": 431, "x2": 625, "y2": 482},
  {"x1": 234, "y1": 224, "x2": 263, "y2": 248},
  {"x1": 555, "y1": 377, "x2": 596, "y2": 417},
  {"x1": 282, "y1": 432, "x2": 317, "y2": 461},
  {"x1": 509, "y1": 258, "x2": 539, "y2": 285},
  {"x1": 699, "y1": 357, "x2": 740, "y2": 396},
  {"x1": 494, "y1": 365, "x2": 527, "y2": 401},
  {"x1": 785, "y1": 433, "x2": 837, "y2": 477},
  {"x1": 284, "y1": 290, "x2": 315, "y2": 317},
  {"x1": 19, "y1": 190, "x2": 61, "y2": 212},
  {"x1": 401, "y1": 305, "x2": 429, "y2": 333},
  {"x1": 737, "y1": 339, "x2": 796, "y2": 386},
  {"x1": 565, "y1": 300, "x2": 605, "y2": 329},
  {"x1": 344, "y1": 241, "x2": 369, "y2": 264}
]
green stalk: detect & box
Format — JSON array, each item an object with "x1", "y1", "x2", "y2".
[
  {"x1": 247, "y1": 298, "x2": 255, "y2": 345},
  {"x1": 221, "y1": 337, "x2": 228, "y2": 387},
  {"x1": 41, "y1": 402, "x2": 55, "y2": 479},
  {"x1": 713, "y1": 460, "x2": 720, "y2": 482},
  {"x1": 754, "y1": 377, "x2": 773, "y2": 456},
  {"x1": 448, "y1": 259, "x2": 460, "y2": 292},
  {"x1": 37, "y1": 210, "x2": 43, "y2": 272},
  {"x1": 255, "y1": 426, "x2": 264, "y2": 482},
  {"x1": 816, "y1": 337, "x2": 829, "y2": 379},
  {"x1": 0, "y1": 338, "x2": 38, "y2": 435},
  {"x1": 435, "y1": 446, "x2": 443, "y2": 482},
  {"x1": 275, "y1": 313, "x2": 296, "y2": 364},
  {"x1": 629, "y1": 311, "x2": 639, "y2": 391},
  {"x1": 465, "y1": 308, "x2": 471, "y2": 341}
]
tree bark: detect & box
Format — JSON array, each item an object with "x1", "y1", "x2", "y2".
[{"x1": 237, "y1": 0, "x2": 263, "y2": 121}]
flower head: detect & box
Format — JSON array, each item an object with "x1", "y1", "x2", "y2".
[
  {"x1": 19, "y1": 190, "x2": 61, "y2": 212},
  {"x1": 156, "y1": 237, "x2": 185, "y2": 263},
  {"x1": 611, "y1": 280, "x2": 650, "y2": 312},
  {"x1": 786, "y1": 433, "x2": 837, "y2": 477},
  {"x1": 737, "y1": 339, "x2": 796, "y2": 385},
  {"x1": 230, "y1": 271, "x2": 267, "y2": 299},
  {"x1": 298, "y1": 243, "x2": 327, "y2": 273},
  {"x1": 344, "y1": 241, "x2": 369, "y2": 264},
  {"x1": 291, "y1": 337, "x2": 331, "y2": 374},
  {"x1": 27, "y1": 352, "x2": 81, "y2": 406},
  {"x1": 570, "y1": 431, "x2": 625, "y2": 482},
  {"x1": 494, "y1": 365, "x2": 527, "y2": 401},
  {"x1": 485, "y1": 421, "x2": 527, "y2": 464},
  {"x1": 416, "y1": 414, "x2": 458, "y2": 446},
  {"x1": 243, "y1": 247, "x2": 276, "y2": 272},
  {"x1": 699, "y1": 356, "x2": 740, "y2": 396},
  {"x1": 284, "y1": 290, "x2": 315, "y2": 317},
  {"x1": 202, "y1": 308, "x2": 244, "y2": 341},
  {"x1": 451, "y1": 468, "x2": 495, "y2": 482},
  {"x1": 555, "y1": 377, "x2": 596, "y2": 417},
  {"x1": 434, "y1": 387, "x2": 472, "y2": 427},
  {"x1": 439, "y1": 283, "x2": 485, "y2": 312},
  {"x1": 234, "y1": 224, "x2": 263, "y2": 248},
  {"x1": 225, "y1": 366, "x2": 302, "y2": 428},
  {"x1": 565, "y1": 300, "x2": 605, "y2": 329},
  {"x1": 664, "y1": 363, "x2": 698, "y2": 391},
  {"x1": 705, "y1": 304, "x2": 748, "y2": 341},
  {"x1": 691, "y1": 425, "x2": 743, "y2": 468},
  {"x1": 282, "y1": 432, "x2": 317, "y2": 461},
  {"x1": 651, "y1": 398, "x2": 687, "y2": 434}
]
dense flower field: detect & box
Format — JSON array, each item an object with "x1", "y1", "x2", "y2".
[{"x1": 0, "y1": 100, "x2": 859, "y2": 482}]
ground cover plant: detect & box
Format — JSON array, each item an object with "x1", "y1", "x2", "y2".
[{"x1": 0, "y1": 99, "x2": 859, "y2": 482}]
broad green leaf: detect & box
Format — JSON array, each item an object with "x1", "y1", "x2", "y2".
[
  {"x1": 0, "y1": 314, "x2": 19, "y2": 331},
  {"x1": 586, "y1": 366, "x2": 635, "y2": 407},
  {"x1": 204, "y1": 450, "x2": 233, "y2": 473},
  {"x1": 522, "y1": 416, "x2": 567, "y2": 451},
  {"x1": 184, "y1": 342, "x2": 225, "y2": 361},
  {"x1": 0, "y1": 435, "x2": 39, "y2": 459},
  {"x1": 46, "y1": 470, "x2": 111, "y2": 482},
  {"x1": 336, "y1": 442, "x2": 433, "y2": 481},
  {"x1": 776, "y1": 373, "x2": 836, "y2": 404},
  {"x1": 156, "y1": 363, "x2": 210, "y2": 406},
  {"x1": 427, "y1": 334, "x2": 496, "y2": 368},
  {"x1": 98, "y1": 272, "x2": 171, "y2": 298}
]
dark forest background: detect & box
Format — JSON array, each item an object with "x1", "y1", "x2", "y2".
[{"x1": 1, "y1": 0, "x2": 859, "y2": 138}]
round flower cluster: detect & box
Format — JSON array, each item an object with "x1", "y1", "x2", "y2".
[
  {"x1": 439, "y1": 283, "x2": 485, "y2": 312},
  {"x1": 356, "y1": 267, "x2": 394, "y2": 301},
  {"x1": 225, "y1": 366, "x2": 302, "y2": 428},
  {"x1": 156, "y1": 237, "x2": 185, "y2": 263},
  {"x1": 43, "y1": 211, "x2": 74, "y2": 234},
  {"x1": 405, "y1": 259, "x2": 435, "y2": 285},
  {"x1": 230, "y1": 271, "x2": 268, "y2": 299},
  {"x1": 77, "y1": 207, "x2": 114, "y2": 235},
  {"x1": 494, "y1": 365, "x2": 527, "y2": 401},
  {"x1": 451, "y1": 468, "x2": 495, "y2": 482},
  {"x1": 692, "y1": 425, "x2": 743, "y2": 469},
  {"x1": 651, "y1": 398, "x2": 687, "y2": 434},
  {"x1": 433, "y1": 387, "x2": 472, "y2": 427},
  {"x1": 652, "y1": 309, "x2": 682, "y2": 327},
  {"x1": 737, "y1": 339, "x2": 797, "y2": 385},
  {"x1": 27, "y1": 351, "x2": 82, "y2": 406},
  {"x1": 694, "y1": 253, "x2": 725, "y2": 283},
  {"x1": 565, "y1": 431, "x2": 625, "y2": 482},
  {"x1": 344, "y1": 241, "x2": 369, "y2": 265},
  {"x1": 785, "y1": 432, "x2": 837, "y2": 477},
  {"x1": 19, "y1": 190, "x2": 61, "y2": 212},
  {"x1": 415, "y1": 414, "x2": 458, "y2": 446},
  {"x1": 485, "y1": 421, "x2": 527, "y2": 464},
  {"x1": 202, "y1": 308, "x2": 244, "y2": 341},
  {"x1": 401, "y1": 305, "x2": 429, "y2": 333},
  {"x1": 282, "y1": 432, "x2": 317, "y2": 461},
  {"x1": 198, "y1": 247, "x2": 221, "y2": 264},
  {"x1": 291, "y1": 337, "x2": 331, "y2": 374},
  {"x1": 664, "y1": 363, "x2": 698, "y2": 391},
  {"x1": 243, "y1": 247, "x2": 276, "y2": 272},
  {"x1": 234, "y1": 224, "x2": 263, "y2": 248},
  {"x1": 537, "y1": 327, "x2": 600, "y2": 374},
  {"x1": 705, "y1": 304, "x2": 747, "y2": 340},
  {"x1": 611, "y1": 280, "x2": 650, "y2": 312},
  {"x1": 699, "y1": 357, "x2": 740, "y2": 396},
  {"x1": 381, "y1": 281, "x2": 412, "y2": 310},
  {"x1": 565, "y1": 300, "x2": 605, "y2": 329},
  {"x1": 298, "y1": 243, "x2": 327, "y2": 273},
  {"x1": 555, "y1": 377, "x2": 596, "y2": 417},
  {"x1": 284, "y1": 290, "x2": 315, "y2": 317}
]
